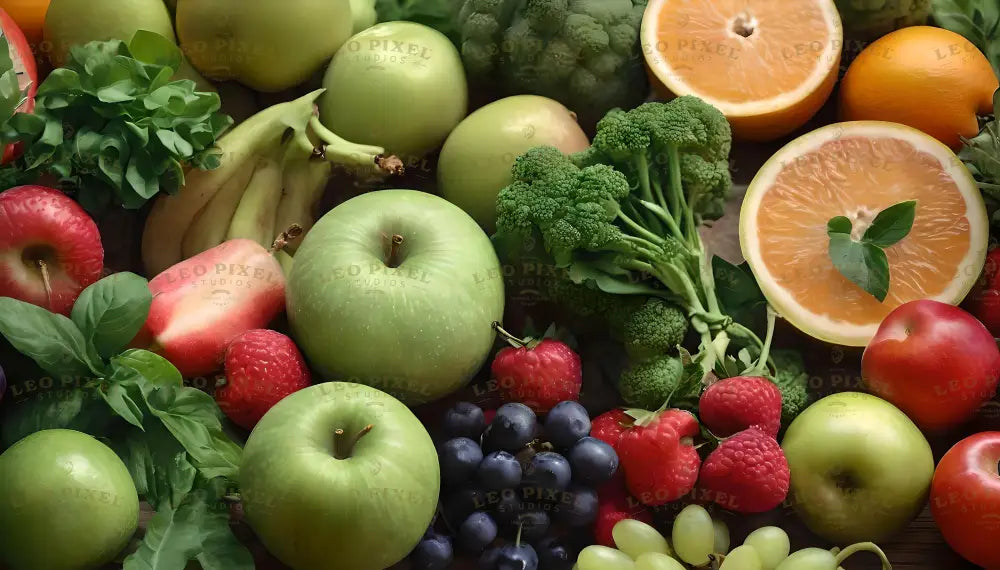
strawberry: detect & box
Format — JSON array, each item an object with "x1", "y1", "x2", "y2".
[
  {"x1": 964, "y1": 247, "x2": 1000, "y2": 336},
  {"x1": 697, "y1": 426, "x2": 790, "y2": 514},
  {"x1": 617, "y1": 409, "x2": 701, "y2": 507},
  {"x1": 490, "y1": 322, "x2": 582, "y2": 413},
  {"x1": 698, "y1": 376, "x2": 782, "y2": 437},
  {"x1": 590, "y1": 409, "x2": 635, "y2": 450},
  {"x1": 215, "y1": 329, "x2": 312, "y2": 430},
  {"x1": 593, "y1": 472, "x2": 654, "y2": 547}
]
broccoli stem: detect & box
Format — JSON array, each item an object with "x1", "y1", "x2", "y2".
[
  {"x1": 636, "y1": 154, "x2": 655, "y2": 204},
  {"x1": 616, "y1": 208, "x2": 667, "y2": 247},
  {"x1": 637, "y1": 199, "x2": 685, "y2": 241}
]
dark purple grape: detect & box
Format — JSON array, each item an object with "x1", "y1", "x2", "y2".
[
  {"x1": 458, "y1": 512, "x2": 498, "y2": 554},
  {"x1": 536, "y1": 536, "x2": 573, "y2": 570},
  {"x1": 409, "y1": 529, "x2": 453, "y2": 570},
  {"x1": 483, "y1": 403, "x2": 536, "y2": 452},
  {"x1": 497, "y1": 542, "x2": 538, "y2": 570},
  {"x1": 567, "y1": 437, "x2": 618, "y2": 486},
  {"x1": 444, "y1": 402, "x2": 487, "y2": 440},
  {"x1": 443, "y1": 487, "x2": 487, "y2": 527},
  {"x1": 523, "y1": 451, "x2": 572, "y2": 491},
  {"x1": 553, "y1": 485, "x2": 599, "y2": 527},
  {"x1": 478, "y1": 451, "x2": 522, "y2": 490},
  {"x1": 439, "y1": 437, "x2": 484, "y2": 486},
  {"x1": 544, "y1": 401, "x2": 591, "y2": 448}
]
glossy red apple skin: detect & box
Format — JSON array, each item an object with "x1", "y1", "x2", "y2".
[
  {"x1": 0, "y1": 185, "x2": 103, "y2": 315},
  {"x1": 862, "y1": 299, "x2": 1000, "y2": 431},
  {"x1": 964, "y1": 248, "x2": 1000, "y2": 336},
  {"x1": 930, "y1": 432, "x2": 1000, "y2": 570},
  {"x1": 133, "y1": 239, "x2": 286, "y2": 378},
  {"x1": 0, "y1": 8, "x2": 37, "y2": 165}
]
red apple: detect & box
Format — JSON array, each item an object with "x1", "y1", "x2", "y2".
[
  {"x1": 964, "y1": 247, "x2": 1000, "y2": 336},
  {"x1": 0, "y1": 8, "x2": 37, "y2": 165},
  {"x1": 861, "y1": 299, "x2": 1000, "y2": 431},
  {"x1": 133, "y1": 239, "x2": 286, "y2": 378},
  {"x1": 930, "y1": 432, "x2": 1000, "y2": 570},
  {"x1": 0, "y1": 185, "x2": 103, "y2": 315}
]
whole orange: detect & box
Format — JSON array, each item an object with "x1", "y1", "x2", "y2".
[
  {"x1": 839, "y1": 26, "x2": 998, "y2": 149},
  {"x1": 0, "y1": 0, "x2": 48, "y2": 44}
]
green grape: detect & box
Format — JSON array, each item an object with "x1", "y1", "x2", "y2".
[
  {"x1": 774, "y1": 547, "x2": 838, "y2": 570},
  {"x1": 720, "y1": 545, "x2": 763, "y2": 570},
  {"x1": 713, "y1": 517, "x2": 730, "y2": 555},
  {"x1": 613, "y1": 519, "x2": 673, "y2": 559},
  {"x1": 671, "y1": 504, "x2": 715, "y2": 566},
  {"x1": 635, "y1": 552, "x2": 686, "y2": 570},
  {"x1": 578, "y1": 545, "x2": 637, "y2": 570},
  {"x1": 744, "y1": 526, "x2": 791, "y2": 569}
]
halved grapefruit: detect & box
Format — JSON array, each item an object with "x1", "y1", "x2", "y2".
[
  {"x1": 641, "y1": 0, "x2": 843, "y2": 142},
  {"x1": 740, "y1": 121, "x2": 989, "y2": 347}
]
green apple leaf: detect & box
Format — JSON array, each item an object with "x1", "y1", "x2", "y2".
[
  {"x1": 71, "y1": 272, "x2": 153, "y2": 360},
  {"x1": 0, "y1": 297, "x2": 104, "y2": 378}
]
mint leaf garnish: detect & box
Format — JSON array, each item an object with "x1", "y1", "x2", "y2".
[
  {"x1": 827, "y1": 200, "x2": 917, "y2": 302},
  {"x1": 862, "y1": 200, "x2": 918, "y2": 247}
]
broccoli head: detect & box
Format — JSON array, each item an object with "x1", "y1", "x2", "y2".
[
  {"x1": 456, "y1": 0, "x2": 649, "y2": 131},
  {"x1": 622, "y1": 298, "x2": 688, "y2": 361},
  {"x1": 618, "y1": 354, "x2": 700, "y2": 410},
  {"x1": 769, "y1": 349, "x2": 812, "y2": 428}
]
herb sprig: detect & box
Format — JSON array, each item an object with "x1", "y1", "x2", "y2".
[
  {"x1": 0, "y1": 30, "x2": 232, "y2": 213},
  {"x1": 960, "y1": 88, "x2": 1000, "y2": 231},
  {"x1": 931, "y1": 0, "x2": 1000, "y2": 77}
]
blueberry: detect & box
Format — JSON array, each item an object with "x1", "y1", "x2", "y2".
[
  {"x1": 566, "y1": 437, "x2": 618, "y2": 486},
  {"x1": 522, "y1": 451, "x2": 572, "y2": 491},
  {"x1": 497, "y1": 543, "x2": 539, "y2": 570},
  {"x1": 409, "y1": 530, "x2": 453, "y2": 569},
  {"x1": 553, "y1": 485, "x2": 599, "y2": 527},
  {"x1": 478, "y1": 546, "x2": 502, "y2": 569},
  {"x1": 491, "y1": 488, "x2": 523, "y2": 526},
  {"x1": 444, "y1": 401, "x2": 487, "y2": 440},
  {"x1": 512, "y1": 510, "x2": 550, "y2": 544},
  {"x1": 484, "y1": 403, "x2": 537, "y2": 452},
  {"x1": 439, "y1": 437, "x2": 484, "y2": 486},
  {"x1": 544, "y1": 401, "x2": 591, "y2": 448},
  {"x1": 478, "y1": 451, "x2": 523, "y2": 490},
  {"x1": 443, "y1": 487, "x2": 487, "y2": 527},
  {"x1": 458, "y1": 511, "x2": 498, "y2": 554},
  {"x1": 535, "y1": 536, "x2": 573, "y2": 570}
]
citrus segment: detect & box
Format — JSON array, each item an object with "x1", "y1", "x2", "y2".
[
  {"x1": 740, "y1": 121, "x2": 988, "y2": 346},
  {"x1": 641, "y1": 0, "x2": 843, "y2": 142}
]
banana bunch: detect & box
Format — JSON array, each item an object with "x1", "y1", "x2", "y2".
[{"x1": 142, "y1": 89, "x2": 404, "y2": 276}]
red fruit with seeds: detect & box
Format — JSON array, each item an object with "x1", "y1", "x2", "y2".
[
  {"x1": 0, "y1": 186, "x2": 103, "y2": 315},
  {"x1": 617, "y1": 409, "x2": 701, "y2": 506},
  {"x1": 593, "y1": 472, "x2": 653, "y2": 547},
  {"x1": 490, "y1": 323, "x2": 582, "y2": 413},
  {"x1": 215, "y1": 329, "x2": 312, "y2": 430},
  {"x1": 699, "y1": 376, "x2": 782, "y2": 437},
  {"x1": 590, "y1": 409, "x2": 634, "y2": 450},
  {"x1": 697, "y1": 426, "x2": 790, "y2": 513},
  {"x1": 964, "y1": 247, "x2": 1000, "y2": 336}
]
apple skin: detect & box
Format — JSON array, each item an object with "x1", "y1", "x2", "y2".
[
  {"x1": 781, "y1": 392, "x2": 935, "y2": 544},
  {"x1": 0, "y1": 429, "x2": 139, "y2": 570},
  {"x1": 0, "y1": 186, "x2": 104, "y2": 315},
  {"x1": 930, "y1": 432, "x2": 1000, "y2": 570},
  {"x1": 287, "y1": 189, "x2": 505, "y2": 405},
  {"x1": 240, "y1": 382, "x2": 440, "y2": 570},
  {"x1": 862, "y1": 299, "x2": 1000, "y2": 431}
]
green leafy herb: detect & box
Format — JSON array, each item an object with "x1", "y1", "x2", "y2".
[
  {"x1": 0, "y1": 30, "x2": 29, "y2": 129},
  {"x1": 960, "y1": 88, "x2": 1000, "y2": 230},
  {"x1": 931, "y1": 0, "x2": 1000, "y2": 76},
  {"x1": 0, "y1": 273, "x2": 251, "y2": 568},
  {"x1": 711, "y1": 256, "x2": 768, "y2": 334},
  {"x1": 0, "y1": 30, "x2": 232, "y2": 213},
  {"x1": 827, "y1": 200, "x2": 917, "y2": 301}
]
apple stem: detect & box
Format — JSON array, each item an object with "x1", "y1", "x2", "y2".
[
  {"x1": 834, "y1": 542, "x2": 892, "y2": 569},
  {"x1": 333, "y1": 424, "x2": 373, "y2": 459},
  {"x1": 384, "y1": 233, "x2": 404, "y2": 267},
  {"x1": 492, "y1": 321, "x2": 529, "y2": 349},
  {"x1": 37, "y1": 260, "x2": 53, "y2": 311},
  {"x1": 269, "y1": 224, "x2": 304, "y2": 254}
]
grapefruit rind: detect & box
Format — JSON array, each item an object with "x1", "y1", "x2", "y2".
[{"x1": 739, "y1": 121, "x2": 988, "y2": 347}]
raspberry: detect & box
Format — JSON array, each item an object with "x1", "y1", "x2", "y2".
[
  {"x1": 617, "y1": 410, "x2": 701, "y2": 506},
  {"x1": 590, "y1": 409, "x2": 635, "y2": 450},
  {"x1": 593, "y1": 473, "x2": 654, "y2": 547},
  {"x1": 699, "y1": 376, "x2": 782, "y2": 437},
  {"x1": 697, "y1": 426, "x2": 790, "y2": 513}
]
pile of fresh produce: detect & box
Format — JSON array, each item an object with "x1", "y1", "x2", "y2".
[{"x1": 0, "y1": 0, "x2": 998, "y2": 569}]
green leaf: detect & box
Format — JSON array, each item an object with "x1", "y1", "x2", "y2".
[
  {"x1": 826, "y1": 216, "x2": 853, "y2": 235},
  {"x1": 99, "y1": 382, "x2": 145, "y2": 429},
  {"x1": 711, "y1": 256, "x2": 767, "y2": 332},
  {"x1": 861, "y1": 200, "x2": 917, "y2": 247},
  {"x1": 828, "y1": 234, "x2": 891, "y2": 302},
  {"x1": 194, "y1": 510, "x2": 255, "y2": 570},
  {"x1": 112, "y1": 349, "x2": 183, "y2": 388},
  {"x1": 70, "y1": 272, "x2": 152, "y2": 360},
  {"x1": 0, "y1": 298, "x2": 103, "y2": 378},
  {"x1": 116, "y1": 425, "x2": 197, "y2": 511},
  {"x1": 0, "y1": 385, "x2": 112, "y2": 448},
  {"x1": 123, "y1": 495, "x2": 209, "y2": 570},
  {"x1": 128, "y1": 30, "x2": 182, "y2": 71}
]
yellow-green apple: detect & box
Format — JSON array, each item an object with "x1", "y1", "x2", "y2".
[
  {"x1": 781, "y1": 392, "x2": 935, "y2": 543},
  {"x1": 286, "y1": 189, "x2": 505, "y2": 405},
  {"x1": 240, "y1": 382, "x2": 439, "y2": 570},
  {"x1": 0, "y1": 186, "x2": 104, "y2": 315},
  {"x1": 0, "y1": 429, "x2": 139, "y2": 570},
  {"x1": 132, "y1": 239, "x2": 285, "y2": 378},
  {"x1": 862, "y1": 299, "x2": 1000, "y2": 431}
]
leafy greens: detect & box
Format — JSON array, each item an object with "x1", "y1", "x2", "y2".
[{"x1": 931, "y1": 0, "x2": 1000, "y2": 76}]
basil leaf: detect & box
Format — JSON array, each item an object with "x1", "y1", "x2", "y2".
[
  {"x1": 828, "y1": 233, "x2": 891, "y2": 301},
  {"x1": 0, "y1": 386, "x2": 110, "y2": 448},
  {"x1": 116, "y1": 426, "x2": 196, "y2": 511},
  {"x1": 712, "y1": 256, "x2": 767, "y2": 333},
  {"x1": 826, "y1": 216, "x2": 853, "y2": 235},
  {"x1": 195, "y1": 509, "x2": 255, "y2": 570},
  {"x1": 0, "y1": 298, "x2": 103, "y2": 378},
  {"x1": 70, "y1": 272, "x2": 152, "y2": 360},
  {"x1": 98, "y1": 383, "x2": 145, "y2": 430},
  {"x1": 123, "y1": 495, "x2": 208, "y2": 570},
  {"x1": 112, "y1": 349, "x2": 183, "y2": 388},
  {"x1": 862, "y1": 200, "x2": 917, "y2": 247}
]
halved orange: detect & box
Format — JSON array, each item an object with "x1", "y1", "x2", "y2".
[
  {"x1": 641, "y1": 0, "x2": 843, "y2": 142},
  {"x1": 740, "y1": 121, "x2": 989, "y2": 347}
]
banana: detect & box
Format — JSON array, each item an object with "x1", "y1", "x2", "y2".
[
  {"x1": 226, "y1": 156, "x2": 285, "y2": 248},
  {"x1": 273, "y1": 158, "x2": 331, "y2": 254},
  {"x1": 180, "y1": 156, "x2": 263, "y2": 259}
]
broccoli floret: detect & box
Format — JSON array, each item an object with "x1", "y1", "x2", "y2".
[
  {"x1": 622, "y1": 298, "x2": 688, "y2": 361},
  {"x1": 457, "y1": 0, "x2": 649, "y2": 131},
  {"x1": 618, "y1": 355, "x2": 700, "y2": 410},
  {"x1": 769, "y1": 349, "x2": 812, "y2": 427}
]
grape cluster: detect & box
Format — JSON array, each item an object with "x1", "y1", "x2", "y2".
[{"x1": 408, "y1": 400, "x2": 620, "y2": 570}]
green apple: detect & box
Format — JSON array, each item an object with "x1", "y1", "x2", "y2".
[
  {"x1": 781, "y1": 392, "x2": 934, "y2": 544},
  {"x1": 287, "y1": 189, "x2": 505, "y2": 405},
  {"x1": 0, "y1": 429, "x2": 139, "y2": 570},
  {"x1": 240, "y1": 382, "x2": 439, "y2": 570},
  {"x1": 438, "y1": 95, "x2": 592, "y2": 232}
]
